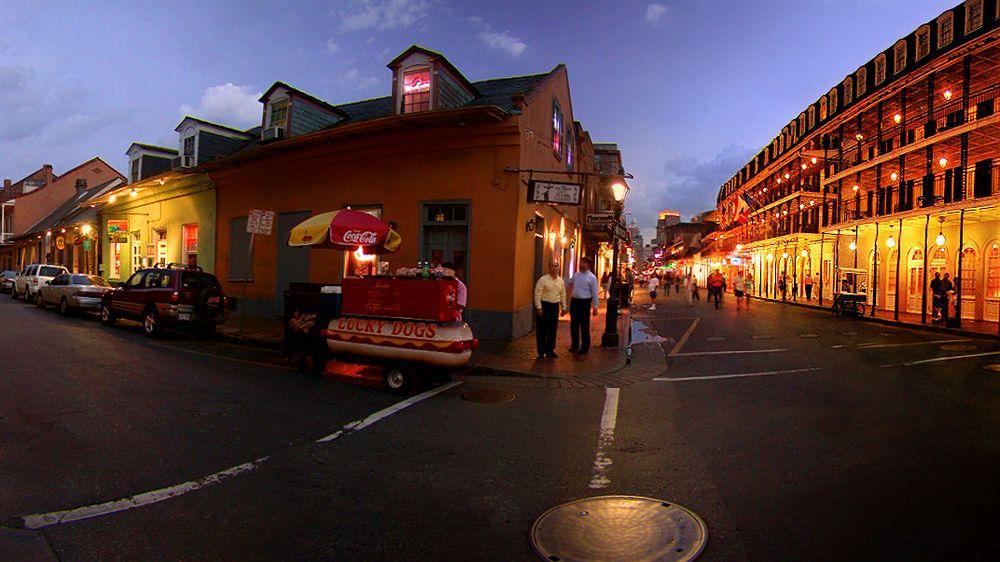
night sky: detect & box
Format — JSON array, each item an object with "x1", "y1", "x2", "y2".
[{"x1": 0, "y1": 0, "x2": 955, "y2": 239}]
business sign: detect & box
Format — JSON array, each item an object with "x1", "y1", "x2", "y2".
[
  {"x1": 614, "y1": 223, "x2": 629, "y2": 241},
  {"x1": 55, "y1": 236, "x2": 65, "y2": 251},
  {"x1": 82, "y1": 239, "x2": 92, "y2": 251},
  {"x1": 107, "y1": 220, "x2": 129, "y2": 234},
  {"x1": 247, "y1": 209, "x2": 275, "y2": 235},
  {"x1": 527, "y1": 180, "x2": 581, "y2": 205},
  {"x1": 585, "y1": 212, "x2": 615, "y2": 229}
]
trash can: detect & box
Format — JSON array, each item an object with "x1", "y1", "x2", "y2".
[{"x1": 320, "y1": 285, "x2": 342, "y2": 319}]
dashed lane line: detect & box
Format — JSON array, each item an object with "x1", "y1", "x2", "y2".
[
  {"x1": 671, "y1": 348, "x2": 787, "y2": 357},
  {"x1": 667, "y1": 318, "x2": 700, "y2": 357},
  {"x1": 654, "y1": 367, "x2": 822, "y2": 382},
  {"x1": 16, "y1": 382, "x2": 462, "y2": 530},
  {"x1": 856, "y1": 338, "x2": 972, "y2": 349}
]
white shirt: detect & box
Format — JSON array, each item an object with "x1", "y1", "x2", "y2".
[
  {"x1": 648, "y1": 277, "x2": 660, "y2": 292},
  {"x1": 569, "y1": 270, "x2": 600, "y2": 309}
]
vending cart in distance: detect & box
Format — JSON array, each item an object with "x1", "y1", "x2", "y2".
[
  {"x1": 283, "y1": 209, "x2": 476, "y2": 392},
  {"x1": 831, "y1": 267, "x2": 868, "y2": 317}
]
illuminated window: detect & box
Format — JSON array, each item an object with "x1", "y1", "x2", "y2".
[
  {"x1": 829, "y1": 88, "x2": 838, "y2": 115},
  {"x1": 552, "y1": 99, "x2": 563, "y2": 160},
  {"x1": 843, "y1": 78, "x2": 853, "y2": 105},
  {"x1": 893, "y1": 40, "x2": 906, "y2": 75},
  {"x1": 268, "y1": 98, "x2": 288, "y2": 128},
  {"x1": 938, "y1": 12, "x2": 954, "y2": 48},
  {"x1": 959, "y1": 246, "x2": 976, "y2": 294},
  {"x1": 402, "y1": 68, "x2": 431, "y2": 113},
  {"x1": 110, "y1": 242, "x2": 123, "y2": 279},
  {"x1": 874, "y1": 54, "x2": 887, "y2": 85},
  {"x1": 183, "y1": 224, "x2": 199, "y2": 267},
  {"x1": 987, "y1": 243, "x2": 1000, "y2": 298},
  {"x1": 565, "y1": 127, "x2": 574, "y2": 170},
  {"x1": 915, "y1": 26, "x2": 931, "y2": 60},
  {"x1": 819, "y1": 98, "x2": 827, "y2": 121},
  {"x1": 886, "y1": 249, "x2": 898, "y2": 294},
  {"x1": 856, "y1": 66, "x2": 867, "y2": 97},
  {"x1": 964, "y1": 0, "x2": 983, "y2": 34}
]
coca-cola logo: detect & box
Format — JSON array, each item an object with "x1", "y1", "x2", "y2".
[{"x1": 341, "y1": 230, "x2": 379, "y2": 244}]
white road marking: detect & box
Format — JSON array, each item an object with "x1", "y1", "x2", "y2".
[
  {"x1": 901, "y1": 351, "x2": 1000, "y2": 366},
  {"x1": 751, "y1": 335, "x2": 773, "y2": 340},
  {"x1": 316, "y1": 381, "x2": 462, "y2": 442},
  {"x1": 672, "y1": 348, "x2": 787, "y2": 357},
  {"x1": 856, "y1": 338, "x2": 972, "y2": 349},
  {"x1": 18, "y1": 382, "x2": 462, "y2": 529},
  {"x1": 20, "y1": 457, "x2": 269, "y2": 529},
  {"x1": 654, "y1": 367, "x2": 822, "y2": 382},
  {"x1": 830, "y1": 345, "x2": 846, "y2": 349},
  {"x1": 799, "y1": 334, "x2": 819, "y2": 338},
  {"x1": 589, "y1": 387, "x2": 620, "y2": 489},
  {"x1": 667, "y1": 318, "x2": 699, "y2": 357}
]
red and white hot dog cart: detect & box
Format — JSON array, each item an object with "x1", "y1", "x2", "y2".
[{"x1": 284, "y1": 209, "x2": 476, "y2": 392}]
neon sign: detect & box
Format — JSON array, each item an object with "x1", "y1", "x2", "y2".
[{"x1": 403, "y1": 70, "x2": 430, "y2": 94}]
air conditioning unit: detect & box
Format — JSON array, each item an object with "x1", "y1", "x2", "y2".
[{"x1": 261, "y1": 126, "x2": 285, "y2": 142}]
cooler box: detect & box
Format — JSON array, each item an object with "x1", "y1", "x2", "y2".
[{"x1": 341, "y1": 277, "x2": 458, "y2": 323}]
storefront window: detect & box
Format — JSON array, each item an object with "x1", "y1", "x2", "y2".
[
  {"x1": 183, "y1": 224, "x2": 199, "y2": 267},
  {"x1": 346, "y1": 208, "x2": 383, "y2": 277},
  {"x1": 110, "y1": 242, "x2": 123, "y2": 279},
  {"x1": 402, "y1": 68, "x2": 431, "y2": 113},
  {"x1": 987, "y1": 243, "x2": 1000, "y2": 298},
  {"x1": 156, "y1": 229, "x2": 168, "y2": 267}
]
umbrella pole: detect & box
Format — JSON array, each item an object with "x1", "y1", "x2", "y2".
[{"x1": 242, "y1": 232, "x2": 255, "y2": 334}]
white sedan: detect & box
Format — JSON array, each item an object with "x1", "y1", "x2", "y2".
[{"x1": 37, "y1": 273, "x2": 111, "y2": 315}]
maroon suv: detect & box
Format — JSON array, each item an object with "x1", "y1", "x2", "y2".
[{"x1": 100, "y1": 264, "x2": 232, "y2": 337}]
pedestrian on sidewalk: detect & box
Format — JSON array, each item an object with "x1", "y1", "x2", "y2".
[
  {"x1": 930, "y1": 272, "x2": 943, "y2": 322},
  {"x1": 683, "y1": 273, "x2": 694, "y2": 307},
  {"x1": 940, "y1": 272, "x2": 954, "y2": 324},
  {"x1": 568, "y1": 256, "x2": 600, "y2": 355},
  {"x1": 647, "y1": 274, "x2": 660, "y2": 311},
  {"x1": 744, "y1": 271, "x2": 753, "y2": 308},
  {"x1": 733, "y1": 271, "x2": 746, "y2": 311},
  {"x1": 792, "y1": 277, "x2": 798, "y2": 301},
  {"x1": 804, "y1": 272, "x2": 814, "y2": 300},
  {"x1": 778, "y1": 274, "x2": 788, "y2": 301},
  {"x1": 708, "y1": 269, "x2": 724, "y2": 309},
  {"x1": 533, "y1": 260, "x2": 566, "y2": 359}
]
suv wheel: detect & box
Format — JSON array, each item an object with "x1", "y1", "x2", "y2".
[
  {"x1": 59, "y1": 297, "x2": 71, "y2": 316},
  {"x1": 100, "y1": 302, "x2": 116, "y2": 326},
  {"x1": 143, "y1": 309, "x2": 161, "y2": 338}
]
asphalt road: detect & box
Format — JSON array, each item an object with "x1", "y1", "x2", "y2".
[{"x1": 1, "y1": 290, "x2": 998, "y2": 561}]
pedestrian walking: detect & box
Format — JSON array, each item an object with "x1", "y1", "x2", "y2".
[
  {"x1": 804, "y1": 273, "x2": 814, "y2": 300},
  {"x1": 778, "y1": 274, "x2": 788, "y2": 301},
  {"x1": 647, "y1": 274, "x2": 660, "y2": 311},
  {"x1": 708, "y1": 269, "x2": 724, "y2": 309},
  {"x1": 533, "y1": 260, "x2": 566, "y2": 359},
  {"x1": 600, "y1": 271, "x2": 610, "y2": 300},
  {"x1": 940, "y1": 272, "x2": 954, "y2": 324},
  {"x1": 733, "y1": 271, "x2": 746, "y2": 311},
  {"x1": 930, "y1": 272, "x2": 943, "y2": 322},
  {"x1": 743, "y1": 271, "x2": 753, "y2": 308},
  {"x1": 568, "y1": 256, "x2": 600, "y2": 355},
  {"x1": 683, "y1": 273, "x2": 694, "y2": 307}
]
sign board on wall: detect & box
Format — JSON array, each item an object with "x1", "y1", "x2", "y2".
[
  {"x1": 585, "y1": 212, "x2": 615, "y2": 229},
  {"x1": 55, "y1": 236, "x2": 65, "y2": 251},
  {"x1": 247, "y1": 209, "x2": 275, "y2": 235},
  {"x1": 107, "y1": 220, "x2": 129, "y2": 234},
  {"x1": 527, "y1": 180, "x2": 582, "y2": 205}
]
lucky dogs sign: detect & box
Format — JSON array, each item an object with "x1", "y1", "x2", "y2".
[{"x1": 332, "y1": 317, "x2": 439, "y2": 340}]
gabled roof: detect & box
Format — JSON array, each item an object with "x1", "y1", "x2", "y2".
[
  {"x1": 387, "y1": 44, "x2": 480, "y2": 97},
  {"x1": 259, "y1": 81, "x2": 349, "y2": 119},
  {"x1": 14, "y1": 177, "x2": 125, "y2": 239},
  {"x1": 174, "y1": 116, "x2": 253, "y2": 137},
  {"x1": 127, "y1": 142, "x2": 178, "y2": 155}
]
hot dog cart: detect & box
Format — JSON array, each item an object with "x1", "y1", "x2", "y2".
[{"x1": 283, "y1": 209, "x2": 475, "y2": 392}]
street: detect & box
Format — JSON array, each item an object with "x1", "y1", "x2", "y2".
[{"x1": 2, "y1": 292, "x2": 999, "y2": 561}]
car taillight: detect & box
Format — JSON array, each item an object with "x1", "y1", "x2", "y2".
[
  {"x1": 32, "y1": 279, "x2": 38, "y2": 285},
  {"x1": 170, "y1": 291, "x2": 180, "y2": 304}
]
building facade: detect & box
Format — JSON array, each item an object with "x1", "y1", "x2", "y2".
[{"x1": 713, "y1": 0, "x2": 1000, "y2": 330}]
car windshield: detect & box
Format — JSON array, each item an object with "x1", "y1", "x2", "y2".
[
  {"x1": 1, "y1": 271, "x2": 16, "y2": 278},
  {"x1": 181, "y1": 272, "x2": 220, "y2": 292},
  {"x1": 73, "y1": 275, "x2": 108, "y2": 286},
  {"x1": 39, "y1": 266, "x2": 65, "y2": 277}
]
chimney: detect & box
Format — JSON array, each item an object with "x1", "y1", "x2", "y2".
[
  {"x1": 2, "y1": 179, "x2": 10, "y2": 191},
  {"x1": 75, "y1": 178, "x2": 88, "y2": 193}
]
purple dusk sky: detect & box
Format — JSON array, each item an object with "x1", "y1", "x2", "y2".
[{"x1": 1, "y1": 0, "x2": 955, "y2": 238}]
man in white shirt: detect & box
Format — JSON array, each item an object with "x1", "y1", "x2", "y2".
[
  {"x1": 568, "y1": 256, "x2": 600, "y2": 355},
  {"x1": 533, "y1": 260, "x2": 566, "y2": 359}
]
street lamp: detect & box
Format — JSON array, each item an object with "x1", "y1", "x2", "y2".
[{"x1": 602, "y1": 182, "x2": 630, "y2": 348}]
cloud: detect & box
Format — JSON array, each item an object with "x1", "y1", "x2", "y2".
[
  {"x1": 645, "y1": 3, "x2": 668, "y2": 24},
  {"x1": 178, "y1": 83, "x2": 262, "y2": 128},
  {"x1": 626, "y1": 144, "x2": 757, "y2": 229},
  {"x1": 325, "y1": 38, "x2": 339, "y2": 54},
  {"x1": 337, "y1": 0, "x2": 431, "y2": 32},
  {"x1": 478, "y1": 31, "x2": 527, "y2": 57},
  {"x1": 341, "y1": 69, "x2": 379, "y2": 92}
]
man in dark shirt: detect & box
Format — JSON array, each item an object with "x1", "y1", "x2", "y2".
[
  {"x1": 930, "y1": 272, "x2": 943, "y2": 322},
  {"x1": 940, "y1": 272, "x2": 954, "y2": 323}
]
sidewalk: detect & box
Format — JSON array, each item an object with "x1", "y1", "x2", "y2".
[{"x1": 752, "y1": 294, "x2": 1000, "y2": 339}]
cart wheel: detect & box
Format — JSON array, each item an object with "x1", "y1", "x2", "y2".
[{"x1": 383, "y1": 366, "x2": 413, "y2": 394}]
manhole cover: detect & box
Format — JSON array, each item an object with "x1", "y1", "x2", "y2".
[
  {"x1": 461, "y1": 390, "x2": 516, "y2": 403},
  {"x1": 799, "y1": 334, "x2": 819, "y2": 338},
  {"x1": 941, "y1": 344, "x2": 977, "y2": 351},
  {"x1": 982, "y1": 364, "x2": 1000, "y2": 373},
  {"x1": 531, "y1": 496, "x2": 707, "y2": 562}
]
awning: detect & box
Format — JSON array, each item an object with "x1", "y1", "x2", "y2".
[{"x1": 287, "y1": 209, "x2": 402, "y2": 253}]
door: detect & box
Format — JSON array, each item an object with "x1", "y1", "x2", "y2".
[
  {"x1": 276, "y1": 211, "x2": 311, "y2": 317},
  {"x1": 119, "y1": 270, "x2": 147, "y2": 317},
  {"x1": 906, "y1": 247, "x2": 924, "y2": 313},
  {"x1": 423, "y1": 227, "x2": 468, "y2": 280}
]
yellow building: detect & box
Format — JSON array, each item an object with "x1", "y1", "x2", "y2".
[{"x1": 713, "y1": 1, "x2": 999, "y2": 332}]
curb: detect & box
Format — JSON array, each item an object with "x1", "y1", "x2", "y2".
[
  {"x1": 751, "y1": 296, "x2": 999, "y2": 340},
  {"x1": 216, "y1": 331, "x2": 285, "y2": 352}
]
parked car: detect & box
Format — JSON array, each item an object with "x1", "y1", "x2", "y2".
[
  {"x1": 100, "y1": 264, "x2": 233, "y2": 337},
  {"x1": 36, "y1": 273, "x2": 111, "y2": 315},
  {"x1": 12, "y1": 264, "x2": 69, "y2": 301},
  {"x1": 0, "y1": 270, "x2": 18, "y2": 293}
]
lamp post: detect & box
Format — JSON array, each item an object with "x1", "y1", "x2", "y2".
[{"x1": 602, "y1": 181, "x2": 629, "y2": 348}]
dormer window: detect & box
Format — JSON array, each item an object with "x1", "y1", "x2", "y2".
[
  {"x1": 183, "y1": 136, "x2": 195, "y2": 157},
  {"x1": 402, "y1": 68, "x2": 431, "y2": 113},
  {"x1": 268, "y1": 98, "x2": 288, "y2": 128},
  {"x1": 130, "y1": 159, "x2": 140, "y2": 184}
]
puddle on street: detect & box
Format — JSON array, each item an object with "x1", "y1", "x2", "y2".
[{"x1": 631, "y1": 319, "x2": 669, "y2": 344}]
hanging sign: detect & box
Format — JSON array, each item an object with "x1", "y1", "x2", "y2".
[
  {"x1": 585, "y1": 212, "x2": 615, "y2": 229},
  {"x1": 107, "y1": 220, "x2": 129, "y2": 234},
  {"x1": 247, "y1": 209, "x2": 275, "y2": 235},
  {"x1": 528, "y1": 180, "x2": 581, "y2": 205}
]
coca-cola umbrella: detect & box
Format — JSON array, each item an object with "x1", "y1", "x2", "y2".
[{"x1": 287, "y1": 209, "x2": 402, "y2": 253}]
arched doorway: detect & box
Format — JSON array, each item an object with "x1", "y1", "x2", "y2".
[
  {"x1": 906, "y1": 247, "x2": 924, "y2": 313},
  {"x1": 986, "y1": 241, "x2": 1000, "y2": 322},
  {"x1": 958, "y1": 245, "x2": 977, "y2": 320},
  {"x1": 885, "y1": 248, "x2": 899, "y2": 311}
]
